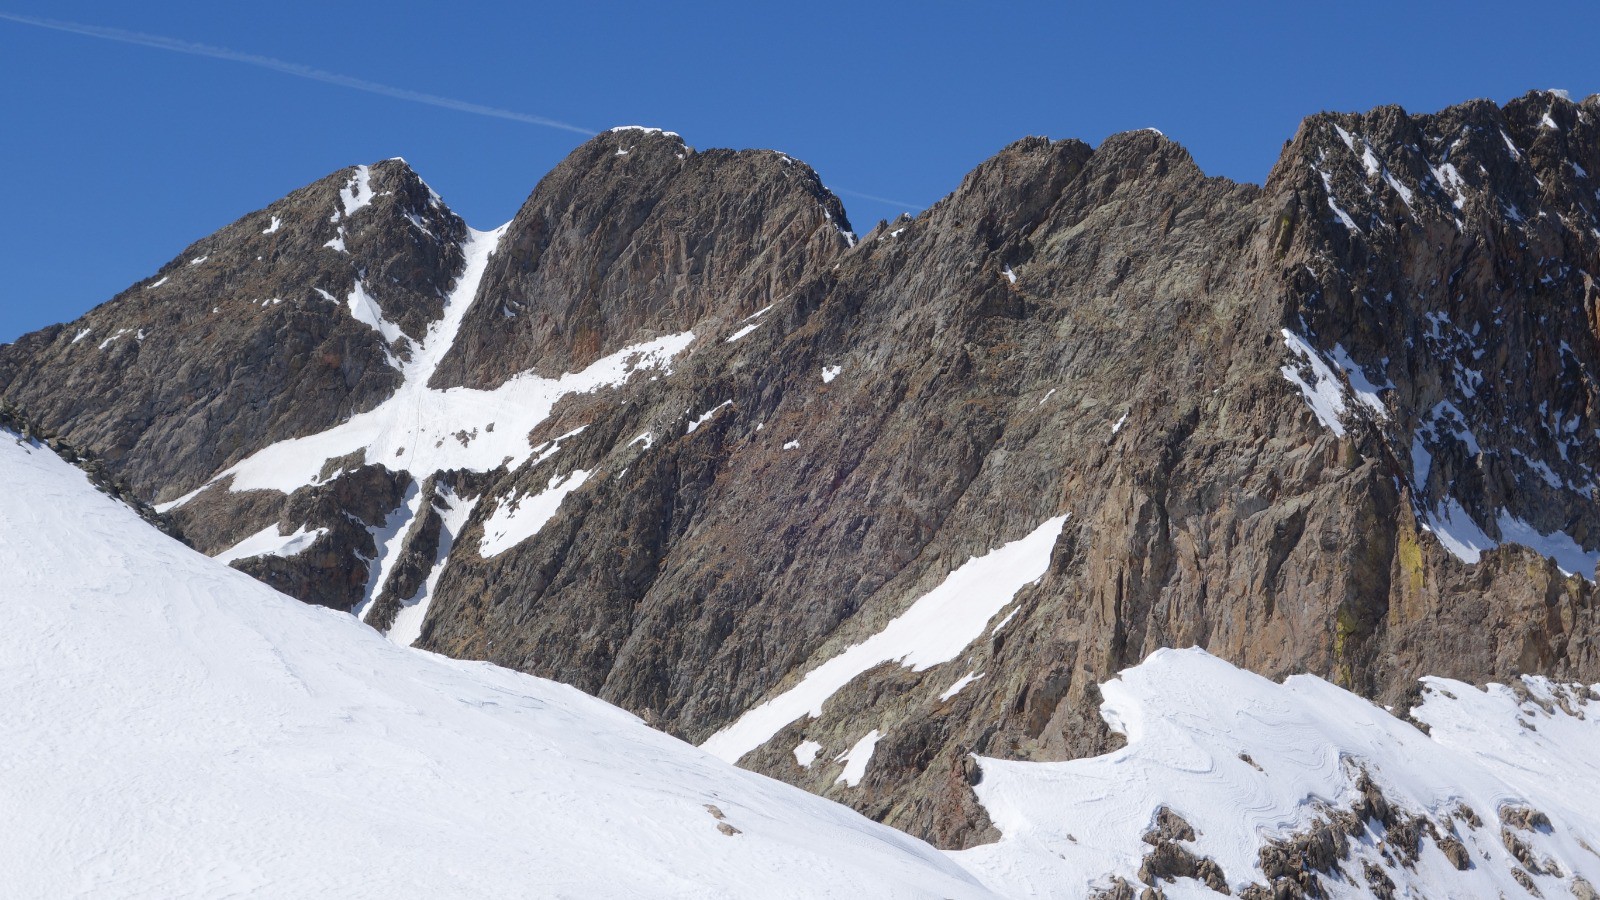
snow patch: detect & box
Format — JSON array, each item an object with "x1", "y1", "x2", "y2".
[
  {"x1": 821, "y1": 365, "x2": 842, "y2": 383},
  {"x1": 338, "y1": 164, "x2": 375, "y2": 217},
  {"x1": 345, "y1": 280, "x2": 407, "y2": 349},
  {"x1": 1280, "y1": 330, "x2": 1349, "y2": 437},
  {"x1": 794, "y1": 740, "x2": 823, "y2": 768},
  {"x1": 213, "y1": 523, "x2": 328, "y2": 566},
  {"x1": 835, "y1": 731, "x2": 881, "y2": 787},
  {"x1": 352, "y1": 483, "x2": 424, "y2": 623},
  {"x1": 386, "y1": 485, "x2": 478, "y2": 647},
  {"x1": 939, "y1": 671, "x2": 983, "y2": 701},
  {"x1": 686, "y1": 401, "x2": 733, "y2": 434},
  {"x1": 478, "y1": 470, "x2": 591, "y2": 559},
  {"x1": 702, "y1": 515, "x2": 1067, "y2": 763}
]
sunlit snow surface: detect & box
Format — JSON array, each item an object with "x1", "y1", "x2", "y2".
[
  {"x1": 952, "y1": 647, "x2": 1600, "y2": 899},
  {"x1": 0, "y1": 432, "x2": 994, "y2": 899}
]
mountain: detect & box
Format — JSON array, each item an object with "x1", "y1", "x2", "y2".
[
  {"x1": 4, "y1": 90, "x2": 1600, "y2": 895},
  {"x1": 8, "y1": 419, "x2": 1598, "y2": 898}
]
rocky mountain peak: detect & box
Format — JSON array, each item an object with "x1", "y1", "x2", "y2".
[
  {"x1": 428, "y1": 128, "x2": 854, "y2": 390},
  {"x1": 0, "y1": 157, "x2": 468, "y2": 498}
]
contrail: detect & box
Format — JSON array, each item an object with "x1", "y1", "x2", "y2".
[
  {"x1": 0, "y1": 11, "x2": 596, "y2": 136},
  {"x1": 830, "y1": 187, "x2": 924, "y2": 211}
]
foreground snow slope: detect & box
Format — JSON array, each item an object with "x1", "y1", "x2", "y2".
[
  {"x1": 953, "y1": 647, "x2": 1600, "y2": 899},
  {"x1": 0, "y1": 432, "x2": 994, "y2": 900}
]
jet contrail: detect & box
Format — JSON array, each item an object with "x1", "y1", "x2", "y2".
[
  {"x1": 830, "y1": 187, "x2": 924, "y2": 211},
  {"x1": 0, "y1": 11, "x2": 596, "y2": 135}
]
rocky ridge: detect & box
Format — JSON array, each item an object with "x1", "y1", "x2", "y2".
[{"x1": 3, "y1": 92, "x2": 1598, "y2": 880}]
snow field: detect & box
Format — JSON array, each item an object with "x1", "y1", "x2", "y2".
[{"x1": 0, "y1": 431, "x2": 996, "y2": 899}]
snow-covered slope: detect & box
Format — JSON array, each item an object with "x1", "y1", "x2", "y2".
[
  {"x1": 952, "y1": 648, "x2": 1600, "y2": 899},
  {"x1": 0, "y1": 431, "x2": 995, "y2": 899}
]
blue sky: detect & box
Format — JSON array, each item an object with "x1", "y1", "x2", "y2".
[{"x1": 2, "y1": 0, "x2": 1597, "y2": 343}]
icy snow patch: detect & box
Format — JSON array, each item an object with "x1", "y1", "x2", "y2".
[
  {"x1": 607, "y1": 125, "x2": 682, "y2": 139},
  {"x1": 479, "y1": 470, "x2": 591, "y2": 559},
  {"x1": 686, "y1": 401, "x2": 733, "y2": 434},
  {"x1": 1421, "y1": 497, "x2": 1496, "y2": 564},
  {"x1": 97, "y1": 328, "x2": 132, "y2": 350},
  {"x1": 1316, "y1": 169, "x2": 1360, "y2": 233},
  {"x1": 1002, "y1": 266, "x2": 1017, "y2": 284},
  {"x1": 263, "y1": 216, "x2": 282, "y2": 234},
  {"x1": 794, "y1": 740, "x2": 823, "y2": 768},
  {"x1": 822, "y1": 365, "x2": 842, "y2": 383},
  {"x1": 939, "y1": 671, "x2": 983, "y2": 701},
  {"x1": 1430, "y1": 162, "x2": 1470, "y2": 212},
  {"x1": 147, "y1": 276, "x2": 168, "y2": 289},
  {"x1": 1495, "y1": 513, "x2": 1599, "y2": 578},
  {"x1": 702, "y1": 515, "x2": 1067, "y2": 763},
  {"x1": 71, "y1": 328, "x2": 91, "y2": 344},
  {"x1": 338, "y1": 164, "x2": 375, "y2": 217},
  {"x1": 1328, "y1": 344, "x2": 1388, "y2": 417},
  {"x1": 836, "y1": 731, "x2": 881, "y2": 787},
  {"x1": 345, "y1": 280, "x2": 407, "y2": 348},
  {"x1": 783, "y1": 440, "x2": 800, "y2": 451},
  {"x1": 213, "y1": 523, "x2": 329, "y2": 566},
  {"x1": 726, "y1": 305, "x2": 773, "y2": 342},
  {"x1": 1280, "y1": 330, "x2": 1349, "y2": 436}
]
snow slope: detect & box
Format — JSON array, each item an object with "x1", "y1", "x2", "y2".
[
  {"x1": 0, "y1": 431, "x2": 995, "y2": 899},
  {"x1": 952, "y1": 647, "x2": 1600, "y2": 899}
]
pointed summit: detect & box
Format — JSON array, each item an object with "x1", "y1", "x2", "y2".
[
  {"x1": 0, "y1": 159, "x2": 470, "y2": 498},
  {"x1": 429, "y1": 129, "x2": 854, "y2": 389}
]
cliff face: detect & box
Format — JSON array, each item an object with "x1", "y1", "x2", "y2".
[{"x1": 4, "y1": 92, "x2": 1597, "y2": 850}]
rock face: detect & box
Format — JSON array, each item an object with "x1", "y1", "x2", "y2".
[{"x1": 4, "y1": 92, "x2": 1599, "y2": 852}]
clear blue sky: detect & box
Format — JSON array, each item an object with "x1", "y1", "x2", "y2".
[{"x1": 3, "y1": 0, "x2": 1597, "y2": 343}]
